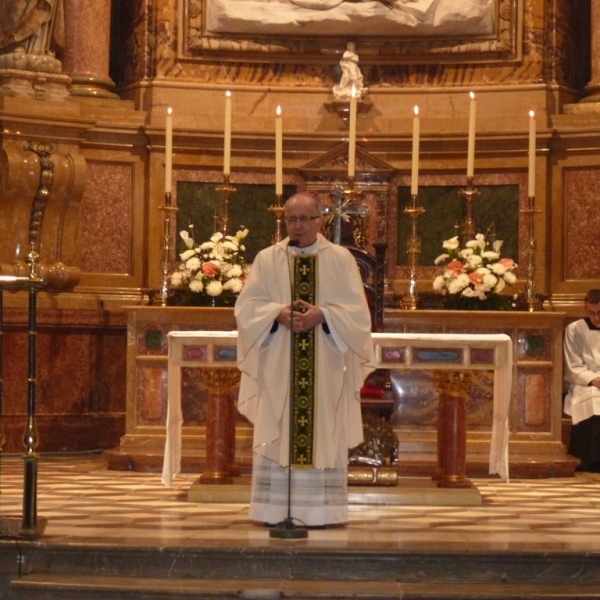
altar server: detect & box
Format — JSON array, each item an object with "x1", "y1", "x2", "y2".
[{"x1": 564, "y1": 289, "x2": 600, "y2": 472}]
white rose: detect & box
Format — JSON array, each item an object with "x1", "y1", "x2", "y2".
[
  {"x1": 170, "y1": 271, "x2": 185, "y2": 287},
  {"x1": 185, "y1": 257, "x2": 201, "y2": 271},
  {"x1": 503, "y1": 271, "x2": 517, "y2": 284},
  {"x1": 481, "y1": 251, "x2": 499, "y2": 261},
  {"x1": 228, "y1": 264, "x2": 243, "y2": 278},
  {"x1": 189, "y1": 279, "x2": 204, "y2": 293},
  {"x1": 467, "y1": 255, "x2": 483, "y2": 268},
  {"x1": 223, "y1": 277, "x2": 244, "y2": 293},
  {"x1": 205, "y1": 280, "x2": 223, "y2": 296},
  {"x1": 482, "y1": 273, "x2": 497, "y2": 288},
  {"x1": 180, "y1": 249, "x2": 196, "y2": 261},
  {"x1": 432, "y1": 275, "x2": 445, "y2": 291}
]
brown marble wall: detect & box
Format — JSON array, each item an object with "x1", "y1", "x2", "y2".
[
  {"x1": 1, "y1": 307, "x2": 126, "y2": 453},
  {"x1": 80, "y1": 162, "x2": 133, "y2": 274},
  {"x1": 564, "y1": 168, "x2": 600, "y2": 280}
]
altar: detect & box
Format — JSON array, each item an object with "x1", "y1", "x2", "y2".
[
  {"x1": 161, "y1": 330, "x2": 513, "y2": 488},
  {"x1": 108, "y1": 306, "x2": 576, "y2": 479}
]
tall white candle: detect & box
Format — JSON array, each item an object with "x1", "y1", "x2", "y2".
[
  {"x1": 467, "y1": 92, "x2": 476, "y2": 178},
  {"x1": 223, "y1": 91, "x2": 232, "y2": 176},
  {"x1": 165, "y1": 107, "x2": 173, "y2": 194},
  {"x1": 348, "y1": 86, "x2": 357, "y2": 178},
  {"x1": 275, "y1": 105, "x2": 283, "y2": 195},
  {"x1": 411, "y1": 105, "x2": 420, "y2": 196},
  {"x1": 528, "y1": 110, "x2": 536, "y2": 198}
]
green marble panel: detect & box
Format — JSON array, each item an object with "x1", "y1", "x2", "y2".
[
  {"x1": 144, "y1": 329, "x2": 165, "y2": 350},
  {"x1": 176, "y1": 182, "x2": 297, "y2": 263},
  {"x1": 397, "y1": 185, "x2": 519, "y2": 266}
]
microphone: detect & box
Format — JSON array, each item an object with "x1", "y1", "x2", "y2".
[{"x1": 270, "y1": 236, "x2": 308, "y2": 538}]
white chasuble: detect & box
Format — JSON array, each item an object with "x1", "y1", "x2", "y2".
[{"x1": 234, "y1": 234, "x2": 375, "y2": 525}]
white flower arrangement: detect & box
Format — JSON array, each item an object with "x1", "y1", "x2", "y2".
[
  {"x1": 432, "y1": 233, "x2": 518, "y2": 303},
  {"x1": 170, "y1": 228, "x2": 249, "y2": 305}
]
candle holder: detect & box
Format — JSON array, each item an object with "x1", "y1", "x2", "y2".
[
  {"x1": 401, "y1": 194, "x2": 426, "y2": 310},
  {"x1": 458, "y1": 177, "x2": 480, "y2": 243},
  {"x1": 216, "y1": 174, "x2": 236, "y2": 237},
  {"x1": 154, "y1": 192, "x2": 178, "y2": 307},
  {"x1": 521, "y1": 195, "x2": 542, "y2": 312},
  {"x1": 268, "y1": 194, "x2": 285, "y2": 244}
]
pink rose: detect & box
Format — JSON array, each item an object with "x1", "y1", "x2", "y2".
[
  {"x1": 468, "y1": 272, "x2": 483, "y2": 285},
  {"x1": 447, "y1": 260, "x2": 466, "y2": 276},
  {"x1": 499, "y1": 258, "x2": 514, "y2": 269},
  {"x1": 202, "y1": 262, "x2": 219, "y2": 277}
]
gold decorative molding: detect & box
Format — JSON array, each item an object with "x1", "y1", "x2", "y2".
[
  {"x1": 197, "y1": 367, "x2": 241, "y2": 394},
  {"x1": 182, "y1": 0, "x2": 520, "y2": 65},
  {"x1": 433, "y1": 371, "x2": 472, "y2": 398}
]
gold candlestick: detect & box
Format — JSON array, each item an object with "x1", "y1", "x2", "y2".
[
  {"x1": 216, "y1": 174, "x2": 236, "y2": 236},
  {"x1": 458, "y1": 177, "x2": 480, "y2": 243},
  {"x1": 401, "y1": 194, "x2": 426, "y2": 310},
  {"x1": 154, "y1": 192, "x2": 178, "y2": 307},
  {"x1": 268, "y1": 194, "x2": 285, "y2": 244},
  {"x1": 521, "y1": 195, "x2": 542, "y2": 312}
]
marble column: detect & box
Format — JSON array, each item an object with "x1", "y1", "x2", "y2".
[
  {"x1": 581, "y1": 0, "x2": 600, "y2": 104},
  {"x1": 197, "y1": 368, "x2": 241, "y2": 484},
  {"x1": 62, "y1": 0, "x2": 117, "y2": 98},
  {"x1": 433, "y1": 371, "x2": 473, "y2": 489}
]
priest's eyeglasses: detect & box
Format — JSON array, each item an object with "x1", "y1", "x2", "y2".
[{"x1": 285, "y1": 216, "x2": 320, "y2": 225}]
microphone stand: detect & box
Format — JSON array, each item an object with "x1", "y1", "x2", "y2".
[{"x1": 270, "y1": 239, "x2": 308, "y2": 539}]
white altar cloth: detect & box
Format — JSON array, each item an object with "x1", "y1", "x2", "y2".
[{"x1": 162, "y1": 331, "x2": 512, "y2": 486}]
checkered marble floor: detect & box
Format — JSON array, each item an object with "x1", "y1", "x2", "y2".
[{"x1": 2, "y1": 454, "x2": 600, "y2": 552}]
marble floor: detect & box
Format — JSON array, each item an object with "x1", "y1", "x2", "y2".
[{"x1": 1, "y1": 453, "x2": 600, "y2": 553}]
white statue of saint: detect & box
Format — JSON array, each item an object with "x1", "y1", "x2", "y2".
[
  {"x1": 0, "y1": 0, "x2": 64, "y2": 55},
  {"x1": 333, "y1": 42, "x2": 366, "y2": 101}
]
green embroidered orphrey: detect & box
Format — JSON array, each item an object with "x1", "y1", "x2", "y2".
[{"x1": 291, "y1": 254, "x2": 317, "y2": 467}]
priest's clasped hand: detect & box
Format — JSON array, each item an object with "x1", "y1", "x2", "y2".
[{"x1": 278, "y1": 299, "x2": 325, "y2": 333}]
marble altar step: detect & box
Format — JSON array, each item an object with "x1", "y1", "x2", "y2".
[
  {"x1": 187, "y1": 474, "x2": 483, "y2": 506},
  {"x1": 104, "y1": 447, "x2": 580, "y2": 479},
  {"x1": 12, "y1": 574, "x2": 600, "y2": 600},
  {"x1": 9, "y1": 544, "x2": 600, "y2": 600}
]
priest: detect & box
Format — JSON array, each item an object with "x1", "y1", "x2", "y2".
[{"x1": 234, "y1": 192, "x2": 375, "y2": 528}]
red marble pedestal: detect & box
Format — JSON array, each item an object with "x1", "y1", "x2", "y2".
[
  {"x1": 433, "y1": 371, "x2": 473, "y2": 489},
  {"x1": 197, "y1": 368, "x2": 241, "y2": 484}
]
